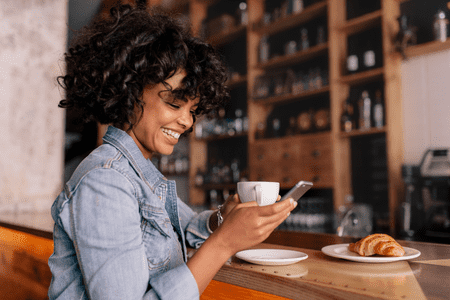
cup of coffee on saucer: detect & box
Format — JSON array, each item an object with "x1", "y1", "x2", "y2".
[{"x1": 237, "y1": 181, "x2": 280, "y2": 206}]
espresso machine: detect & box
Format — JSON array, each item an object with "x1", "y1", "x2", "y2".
[{"x1": 400, "y1": 149, "x2": 450, "y2": 243}]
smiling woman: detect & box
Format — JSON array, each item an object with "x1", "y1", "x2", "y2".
[{"x1": 48, "y1": 3, "x2": 297, "y2": 300}]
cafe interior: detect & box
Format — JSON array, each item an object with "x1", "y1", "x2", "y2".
[{"x1": 1, "y1": 0, "x2": 450, "y2": 299}]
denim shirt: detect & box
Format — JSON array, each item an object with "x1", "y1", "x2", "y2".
[{"x1": 48, "y1": 126, "x2": 213, "y2": 300}]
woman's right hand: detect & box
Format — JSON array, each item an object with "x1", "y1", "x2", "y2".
[{"x1": 210, "y1": 197, "x2": 297, "y2": 257}]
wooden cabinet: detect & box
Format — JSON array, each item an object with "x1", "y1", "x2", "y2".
[
  {"x1": 249, "y1": 133, "x2": 333, "y2": 188},
  {"x1": 150, "y1": 0, "x2": 404, "y2": 234}
]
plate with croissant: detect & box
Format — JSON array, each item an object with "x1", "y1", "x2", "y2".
[{"x1": 321, "y1": 234, "x2": 421, "y2": 263}]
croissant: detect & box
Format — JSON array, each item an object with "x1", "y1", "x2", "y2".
[{"x1": 348, "y1": 233, "x2": 405, "y2": 257}]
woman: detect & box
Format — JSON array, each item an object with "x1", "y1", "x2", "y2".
[{"x1": 48, "y1": 4, "x2": 296, "y2": 299}]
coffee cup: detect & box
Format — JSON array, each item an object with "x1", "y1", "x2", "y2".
[{"x1": 237, "y1": 181, "x2": 280, "y2": 206}]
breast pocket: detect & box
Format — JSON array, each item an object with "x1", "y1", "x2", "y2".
[{"x1": 141, "y1": 206, "x2": 172, "y2": 272}]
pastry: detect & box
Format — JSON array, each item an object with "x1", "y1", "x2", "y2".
[{"x1": 348, "y1": 233, "x2": 405, "y2": 257}]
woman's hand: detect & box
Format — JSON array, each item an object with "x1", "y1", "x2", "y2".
[
  {"x1": 220, "y1": 193, "x2": 241, "y2": 221},
  {"x1": 189, "y1": 195, "x2": 296, "y2": 294},
  {"x1": 210, "y1": 197, "x2": 297, "y2": 257}
]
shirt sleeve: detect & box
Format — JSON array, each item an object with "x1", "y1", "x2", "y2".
[
  {"x1": 176, "y1": 199, "x2": 214, "y2": 249},
  {"x1": 61, "y1": 168, "x2": 199, "y2": 300}
]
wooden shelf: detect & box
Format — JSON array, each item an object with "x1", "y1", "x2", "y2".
[
  {"x1": 404, "y1": 39, "x2": 450, "y2": 59},
  {"x1": 340, "y1": 127, "x2": 386, "y2": 138},
  {"x1": 162, "y1": 172, "x2": 189, "y2": 177},
  {"x1": 252, "y1": 86, "x2": 330, "y2": 106},
  {"x1": 341, "y1": 10, "x2": 382, "y2": 36},
  {"x1": 254, "y1": 131, "x2": 331, "y2": 143},
  {"x1": 340, "y1": 67, "x2": 384, "y2": 86},
  {"x1": 196, "y1": 132, "x2": 248, "y2": 142},
  {"x1": 257, "y1": 43, "x2": 328, "y2": 70},
  {"x1": 207, "y1": 24, "x2": 247, "y2": 47},
  {"x1": 253, "y1": 1, "x2": 327, "y2": 36},
  {"x1": 197, "y1": 0, "x2": 218, "y2": 5},
  {"x1": 197, "y1": 183, "x2": 237, "y2": 190},
  {"x1": 227, "y1": 74, "x2": 247, "y2": 89}
]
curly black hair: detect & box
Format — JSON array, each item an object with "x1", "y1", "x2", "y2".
[{"x1": 58, "y1": 4, "x2": 229, "y2": 131}]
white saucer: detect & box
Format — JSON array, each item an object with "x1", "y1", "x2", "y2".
[
  {"x1": 235, "y1": 249, "x2": 308, "y2": 266},
  {"x1": 321, "y1": 244, "x2": 421, "y2": 263}
]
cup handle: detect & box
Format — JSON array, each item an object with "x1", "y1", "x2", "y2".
[{"x1": 254, "y1": 185, "x2": 262, "y2": 206}]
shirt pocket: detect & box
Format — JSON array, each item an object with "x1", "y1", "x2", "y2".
[{"x1": 141, "y1": 206, "x2": 172, "y2": 272}]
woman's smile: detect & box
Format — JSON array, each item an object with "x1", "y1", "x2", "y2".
[{"x1": 161, "y1": 128, "x2": 181, "y2": 140}]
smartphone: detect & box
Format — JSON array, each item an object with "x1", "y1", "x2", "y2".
[{"x1": 280, "y1": 181, "x2": 313, "y2": 202}]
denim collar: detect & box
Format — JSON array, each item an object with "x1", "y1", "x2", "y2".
[{"x1": 102, "y1": 126, "x2": 164, "y2": 191}]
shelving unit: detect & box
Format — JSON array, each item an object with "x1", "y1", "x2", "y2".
[
  {"x1": 328, "y1": 0, "x2": 403, "y2": 234},
  {"x1": 146, "y1": 0, "x2": 405, "y2": 235}
]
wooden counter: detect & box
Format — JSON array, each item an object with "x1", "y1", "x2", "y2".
[
  {"x1": 201, "y1": 231, "x2": 450, "y2": 300},
  {"x1": 1, "y1": 213, "x2": 449, "y2": 300}
]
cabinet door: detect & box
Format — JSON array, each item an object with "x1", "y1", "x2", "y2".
[
  {"x1": 249, "y1": 140, "x2": 282, "y2": 181},
  {"x1": 300, "y1": 134, "x2": 333, "y2": 187}
]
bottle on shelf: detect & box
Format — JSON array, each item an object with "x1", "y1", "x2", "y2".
[
  {"x1": 291, "y1": 0, "x2": 304, "y2": 14},
  {"x1": 236, "y1": 2, "x2": 248, "y2": 26},
  {"x1": 230, "y1": 158, "x2": 241, "y2": 183},
  {"x1": 358, "y1": 90, "x2": 372, "y2": 130},
  {"x1": 234, "y1": 109, "x2": 243, "y2": 134},
  {"x1": 433, "y1": 10, "x2": 449, "y2": 42},
  {"x1": 363, "y1": 39, "x2": 376, "y2": 71},
  {"x1": 259, "y1": 35, "x2": 270, "y2": 62},
  {"x1": 195, "y1": 168, "x2": 205, "y2": 186},
  {"x1": 209, "y1": 189, "x2": 220, "y2": 209},
  {"x1": 300, "y1": 28, "x2": 310, "y2": 51},
  {"x1": 312, "y1": 67, "x2": 323, "y2": 89},
  {"x1": 316, "y1": 25, "x2": 326, "y2": 45},
  {"x1": 168, "y1": 157, "x2": 176, "y2": 174},
  {"x1": 347, "y1": 49, "x2": 359, "y2": 74},
  {"x1": 347, "y1": 42, "x2": 361, "y2": 74},
  {"x1": 373, "y1": 89, "x2": 384, "y2": 128},
  {"x1": 292, "y1": 71, "x2": 306, "y2": 95},
  {"x1": 195, "y1": 117, "x2": 204, "y2": 139},
  {"x1": 243, "y1": 114, "x2": 249, "y2": 132},
  {"x1": 285, "y1": 116, "x2": 298, "y2": 136},
  {"x1": 255, "y1": 122, "x2": 266, "y2": 139},
  {"x1": 297, "y1": 108, "x2": 314, "y2": 133},
  {"x1": 340, "y1": 97, "x2": 355, "y2": 132},
  {"x1": 175, "y1": 154, "x2": 184, "y2": 174},
  {"x1": 213, "y1": 108, "x2": 227, "y2": 136},
  {"x1": 271, "y1": 118, "x2": 281, "y2": 138},
  {"x1": 284, "y1": 40, "x2": 297, "y2": 55}
]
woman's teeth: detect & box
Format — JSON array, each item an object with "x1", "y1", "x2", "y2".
[{"x1": 161, "y1": 128, "x2": 180, "y2": 139}]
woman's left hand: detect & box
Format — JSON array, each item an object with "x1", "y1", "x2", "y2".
[{"x1": 219, "y1": 194, "x2": 241, "y2": 221}]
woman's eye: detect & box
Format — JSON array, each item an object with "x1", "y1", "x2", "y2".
[{"x1": 168, "y1": 103, "x2": 180, "y2": 109}]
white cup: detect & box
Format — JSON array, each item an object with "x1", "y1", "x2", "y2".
[{"x1": 237, "y1": 181, "x2": 280, "y2": 206}]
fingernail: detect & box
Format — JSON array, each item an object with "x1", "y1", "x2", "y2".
[{"x1": 290, "y1": 199, "x2": 297, "y2": 207}]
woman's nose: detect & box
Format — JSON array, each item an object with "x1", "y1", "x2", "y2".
[{"x1": 177, "y1": 108, "x2": 193, "y2": 129}]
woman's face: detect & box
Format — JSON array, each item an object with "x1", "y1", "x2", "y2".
[{"x1": 128, "y1": 70, "x2": 197, "y2": 159}]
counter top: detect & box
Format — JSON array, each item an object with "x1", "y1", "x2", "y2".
[
  {"x1": 1, "y1": 212, "x2": 449, "y2": 299},
  {"x1": 0, "y1": 211, "x2": 53, "y2": 239},
  {"x1": 202, "y1": 231, "x2": 450, "y2": 300}
]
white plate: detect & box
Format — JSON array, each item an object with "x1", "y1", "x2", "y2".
[
  {"x1": 321, "y1": 244, "x2": 421, "y2": 263},
  {"x1": 235, "y1": 249, "x2": 308, "y2": 266}
]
